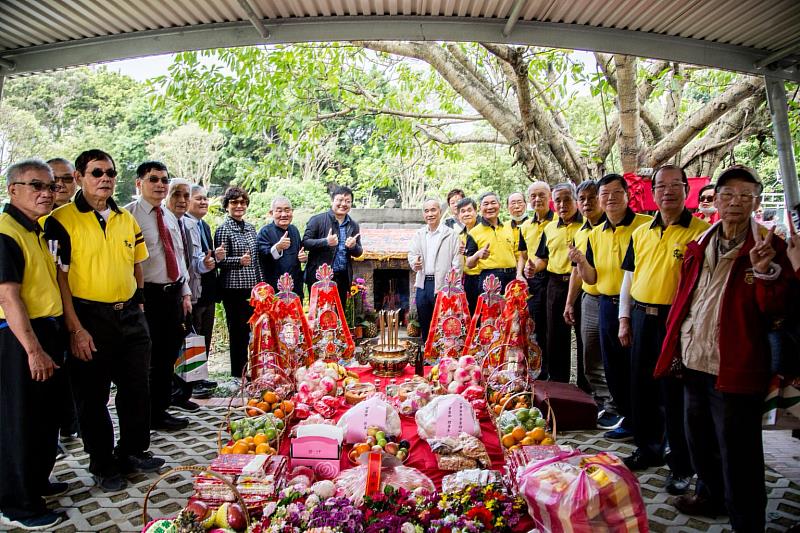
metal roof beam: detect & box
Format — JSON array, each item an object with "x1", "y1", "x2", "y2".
[
  {"x1": 754, "y1": 37, "x2": 800, "y2": 69},
  {"x1": 236, "y1": 0, "x2": 270, "y2": 39},
  {"x1": 765, "y1": 77, "x2": 799, "y2": 212},
  {"x1": 0, "y1": 17, "x2": 798, "y2": 81},
  {"x1": 502, "y1": 0, "x2": 526, "y2": 38}
]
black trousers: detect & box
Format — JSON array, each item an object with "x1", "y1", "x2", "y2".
[
  {"x1": 221, "y1": 288, "x2": 253, "y2": 379},
  {"x1": 191, "y1": 301, "x2": 216, "y2": 355},
  {"x1": 528, "y1": 272, "x2": 549, "y2": 378},
  {"x1": 0, "y1": 317, "x2": 65, "y2": 520},
  {"x1": 684, "y1": 369, "x2": 766, "y2": 532},
  {"x1": 416, "y1": 278, "x2": 436, "y2": 344},
  {"x1": 143, "y1": 284, "x2": 186, "y2": 419},
  {"x1": 56, "y1": 360, "x2": 79, "y2": 437},
  {"x1": 70, "y1": 299, "x2": 151, "y2": 477},
  {"x1": 545, "y1": 275, "x2": 574, "y2": 383},
  {"x1": 463, "y1": 274, "x2": 480, "y2": 315},
  {"x1": 598, "y1": 295, "x2": 632, "y2": 429},
  {"x1": 630, "y1": 303, "x2": 693, "y2": 476}
]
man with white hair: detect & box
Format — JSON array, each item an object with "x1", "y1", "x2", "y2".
[
  {"x1": 408, "y1": 198, "x2": 462, "y2": 343},
  {"x1": 257, "y1": 196, "x2": 307, "y2": 300}
]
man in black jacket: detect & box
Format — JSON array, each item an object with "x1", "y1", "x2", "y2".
[
  {"x1": 257, "y1": 196, "x2": 308, "y2": 300},
  {"x1": 303, "y1": 186, "x2": 363, "y2": 305}
]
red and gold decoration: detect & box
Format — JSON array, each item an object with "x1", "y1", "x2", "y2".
[
  {"x1": 462, "y1": 274, "x2": 506, "y2": 366},
  {"x1": 492, "y1": 279, "x2": 541, "y2": 374},
  {"x1": 423, "y1": 268, "x2": 471, "y2": 363},
  {"x1": 272, "y1": 273, "x2": 314, "y2": 368},
  {"x1": 307, "y1": 263, "x2": 355, "y2": 361},
  {"x1": 249, "y1": 283, "x2": 280, "y2": 376}
]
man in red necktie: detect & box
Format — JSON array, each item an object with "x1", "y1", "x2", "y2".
[{"x1": 125, "y1": 162, "x2": 193, "y2": 432}]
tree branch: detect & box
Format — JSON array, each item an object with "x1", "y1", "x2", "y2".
[{"x1": 414, "y1": 125, "x2": 510, "y2": 145}]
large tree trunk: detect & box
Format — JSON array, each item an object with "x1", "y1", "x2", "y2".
[{"x1": 613, "y1": 55, "x2": 641, "y2": 174}]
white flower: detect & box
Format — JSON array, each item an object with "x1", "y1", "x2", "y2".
[{"x1": 400, "y1": 523, "x2": 416, "y2": 533}]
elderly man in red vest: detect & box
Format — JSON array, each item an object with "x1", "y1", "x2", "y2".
[{"x1": 654, "y1": 165, "x2": 793, "y2": 532}]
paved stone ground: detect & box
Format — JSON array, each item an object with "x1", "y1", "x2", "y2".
[{"x1": 12, "y1": 405, "x2": 800, "y2": 533}]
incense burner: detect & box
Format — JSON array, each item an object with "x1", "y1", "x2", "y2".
[{"x1": 367, "y1": 342, "x2": 411, "y2": 377}]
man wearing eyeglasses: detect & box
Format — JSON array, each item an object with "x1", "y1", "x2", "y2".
[
  {"x1": 47, "y1": 158, "x2": 77, "y2": 208},
  {"x1": 45, "y1": 149, "x2": 163, "y2": 493},
  {"x1": 0, "y1": 160, "x2": 67, "y2": 530},
  {"x1": 654, "y1": 165, "x2": 792, "y2": 531},
  {"x1": 125, "y1": 162, "x2": 193, "y2": 433},
  {"x1": 617, "y1": 165, "x2": 709, "y2": 495}
]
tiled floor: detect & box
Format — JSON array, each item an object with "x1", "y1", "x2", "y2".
[{"x1": 6, "y1": 405, "x2": 799, "y2": 532}]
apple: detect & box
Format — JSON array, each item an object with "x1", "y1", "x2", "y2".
[
  {"x1": 184, "y1": 499, "x2": 210, "y2": 521},
  {"x1": 227, "y1": 502, "x2": 247, "y2": 531}
]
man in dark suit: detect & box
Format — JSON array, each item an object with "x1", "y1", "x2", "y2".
[
  {"x1": 257, "y1": 196, "x2": 308, "y2": 300},
  {"x1": 302, "y1": 185, "x2": 363, "y2": 305},
  {"x1": 185, "y1": 184, "x2": 224, "y2": 398}
]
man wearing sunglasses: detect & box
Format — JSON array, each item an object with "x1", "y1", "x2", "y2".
[
  {"x1": 45, "y1": 149, "x2": 163, "y2": 493},
  {"x1": 126, "y1": 162, "x2": 194, "y2": 433},
  {"x1": 0, "y1": 159, "x2": 67, "y2": 530},
  {"x1": 47, "y1": 158, "x2": 77, "y2": 209}
]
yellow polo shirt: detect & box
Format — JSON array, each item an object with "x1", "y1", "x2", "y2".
[
  {"x1": 0, "y1": 205, "x2": 63, "y2": 319},
  {"x1": 586, "y1": 209, "x2": 651, "y2": 296},
  {"x1": 459, "y1": 228, "x2": 481, "y2": 276},
  {"x1": 573, "y1": 218, "x2": 602, "y2": 296},
  {"x1": 622, "y1": 210, "x2": 710, "y2": 305},
  {"x1": 46, "y1": 191, "x2": 148, "y2": 303},
  {"x1": 535, "y1": 213, "x2": 584, "y2": 275},
  {"x1": 467, "y1": 219, "x2": 518, "y2": 271},
  {"x1": 519, "y1": 210, "x2": 554, "y2": 261},
  {"x1": 510, "y1": 217, "x2": 528, "y2": 261}
]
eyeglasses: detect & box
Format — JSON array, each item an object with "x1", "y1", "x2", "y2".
[
  {"x1": 12, "y1": 181, "x2": 59, "y2": 192},
  {"x1": 718, "y1": 191, "x2": 757, "y2": 203},
  {"x1": 54, "y1": 175, "x2": 75, "y2": 184},
  {"x1": 699, "y1": 195, "x2": 714, "y2": 202},
  {"x1": 145, "y1": 175, "x2": 170, "y2": 184},
  {"x1": 89, "y1": 168, "x2": 118, "y2": 178},
  {"x1": 228, "y1": 199, "x2": 248, "y2": 206}
]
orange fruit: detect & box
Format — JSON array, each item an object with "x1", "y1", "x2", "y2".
[
  {"x1": 246, "y1": 408, "x2": 259, "y2": 417},
  {"x1": 247, "y1": 398, "x2": 259, "y2": 407},
  {"x1": 255, "y1": 402, "x2": 269, "y2": 413},
  {"x1": 247, "y1": 450, "x2": 255, "y2": 455},
  {"x1": 281, "y1": 400, "x2": 294, "y2": 414},
  {"x1": 501, "y1": 434, "x2": 517, "y2": 448},
  {"x1": 220, "y1": 445, "x2": 233, "y2": 454},
  {"x1": 232, "y1": 442, "x2": 249, "y2": 455},
  {"x1": 511, "y1": 427, "x2": 526, "y2": 442},
  {"x1": 530, "y1": 427, "x2": 546, "y2": 441},
  {"x1": 541, "y1": 437, "x2": 555, "y2": 446},
  {"x1": 273, "y1": 408, "x2": 285, "y2": 419},
  {"x1": 263, "y1": 391, "x2": 279, "y2": 404},
  {"x1": 254, "y1": 433, "x2": 268, "y2": 445},
  {"x1": 520, "y1": 436, "x2": 536, "y2": 446},
  {"x1": 244, "y1": 436, "x2": 254, "y2": 444},
  {"x1": 255, "y1": 443, "x2": 270, "y2": 454},
  {"x1": 493, "y1": 404, "x2": 503, "y2": 416}
]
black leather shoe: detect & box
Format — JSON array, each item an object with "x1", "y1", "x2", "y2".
[
  {"x1": 666, "y1": 473, "x2": 692, "y2": 495},
  {"x1": 93, "y1": 474, "x2": 128, "y2": 492},
  {"x1": 673, "y1": 494, "x2": 727, "y2": 517},
  {"x1": 117, "y1": 451, "x2": 166, "y2": 473},
  {"x1": 152, "y1": 413, "x2": 189, "y2": 431},
  {"x1": 42, "y1": 481, "x2": 69, "y2": 498},
  {"x1": 623, "y1": 449, "x2": 665, "y2": 471},
  {"x1": 172, "y1": 399, "x2": 200, "y2": 412}
]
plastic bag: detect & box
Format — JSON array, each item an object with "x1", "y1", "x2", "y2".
[
  {"x1": 441, "y1": 469, "x2": 503, "y2": 493},
  {"x1": 334, "y1": 465, "x2": 435, "y2": 505},
  {"x1": 518, "y1": 450, "x2": 649, "y2": 533},
  {"x1": 415, "y1": 394, "x2": 481, "y2": 440},
  {"x1": 337, "y1": 396, "x2": 401, "y2": 443}
]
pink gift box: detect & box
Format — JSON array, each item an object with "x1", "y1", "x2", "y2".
[{"x1": 290, "y1": 435, "x2": 341, "y2": 480}]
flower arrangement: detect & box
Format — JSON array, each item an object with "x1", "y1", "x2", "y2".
[
  {"x1": 362, "y1": 486, "x2": 423, "y2": 533},
  {"x1": 345, "y1": 277, "x2": 369, "y2": 327},
  {"x1": 249, "y1": 486, "x2": 364, "y2": 533},
  {"x1": 418, "y1": 483, "x2": 527, "y2": 532}
]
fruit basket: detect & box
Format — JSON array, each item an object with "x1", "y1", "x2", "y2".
[
  {"x1": 241, "y1": 360, "x2": 295, "y2": 408},
  {"x1": 346, "y1": 426, "x2": 411, "y2": 465},
  {"x1": 493, "y1": 391, "x2": 557, "y2": 455},
  {"x1": 218, "y1": 405, "x2": 285, "y2": 456},
  {"x1": 483, "y1": 351, "x2": 534, "y2": 417},
  {"x1": 142, "y1": 465, "x2": 250, "y2": 532}
]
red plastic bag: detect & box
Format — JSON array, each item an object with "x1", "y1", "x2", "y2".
[{"x1": 518, "y1": 449, "x2": 649, "y2": 533}]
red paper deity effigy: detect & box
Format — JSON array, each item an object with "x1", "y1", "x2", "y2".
[
  {"x1": 423, "y1": 268, "x2": 471, "y2": 363},
  {"x1": 248, "y1": 282, "x2": 280, "y2": 377},
  {"x1": 271, "y1": 273, "x2": 314, "y2": 368},
  {"x1": 462, "y1": 274, "x2": 506, "y2": 365},
  {"x1": 492, "y1": 279, "x2": 542, "y2": 374},
  {"x1": 307, "y1": 263, "x2": 355, "y2": 361}
]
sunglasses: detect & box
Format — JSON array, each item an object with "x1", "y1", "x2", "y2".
[
  {"x1": 89, "y1": 168, "x2": 118, "y2": 178},
  {"x1": 699, "y1": 195, "x2": 714, "y2": 202},
  {"x1": 13, "y1": 181, "x2": 59, "y2": 192},
  {"x1": 145, "y1": 175, "x2": 170, "y2": 184},
  {"x1": 54, "y1": 175, "x2": 75, "y2": 184}
]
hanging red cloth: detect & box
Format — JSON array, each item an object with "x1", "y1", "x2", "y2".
[
  {"x1": 462, "y1": 274, "x2": 506, "y2": 365},
  {"x1": 493, "y1": 279, "x2": 542, "y2": 374},
  {"x1": 307, "y1": 263, "x2": 355, "y2": 361},
  {"x1": 423, "y1": 268, "x2": 471, "y2": 363},
  {"x1": 270, "y1": 273, "x2": 315, "y2": 369}
]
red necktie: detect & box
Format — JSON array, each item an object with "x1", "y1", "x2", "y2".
[{"x1": 155, "y1": 206, "x2": 180, "y2": 281}]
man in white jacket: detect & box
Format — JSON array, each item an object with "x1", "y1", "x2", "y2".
[{"x1": 408, "y1": 198, "x2": 463, "y2": 343}]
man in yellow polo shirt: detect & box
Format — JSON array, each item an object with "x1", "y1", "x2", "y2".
[
  {"x1": 45, "y1": 149, "x2": 164, "y2": 493},
  {"x1": 570, "y1": 174, "x2": 651, "y2": 442},
  {"x1": 466, "y1": 192, "x2": 522, "y2": 294},
  {"x1": 456, "y1": 197, "x2": 481, "y2": 313},
  {"x1": 618, "y1": 165, "x2": 709, "y2": 495},
  {"x1": 522, "y1": 183, "x2": 583, "y2": 384},
  {"x1": 0, "y1": 160, "x2": 66, "y2": 530},
  {"x1": 519, "y1": 182, "x2": 554, "y2": 375}
]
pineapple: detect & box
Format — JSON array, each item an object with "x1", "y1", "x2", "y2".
[
  {"x1": 364, "y1": 321, "x2": 378, "y2": 338},
  {"x1": 172, "y1": 509, "x2": 205, "y2": 533}
]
